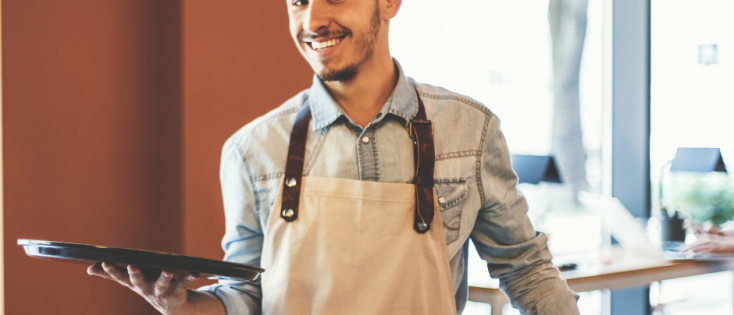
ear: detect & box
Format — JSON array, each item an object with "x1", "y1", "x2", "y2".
[{"x1": 382, "y1": 0, "x2": 402, "y2": 20}]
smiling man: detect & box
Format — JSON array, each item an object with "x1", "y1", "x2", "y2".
[{"x1": 89, "y1": 0, "x2": 580, "y2": 314}]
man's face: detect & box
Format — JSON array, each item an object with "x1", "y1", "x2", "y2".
[{"x1": 287, "y1": 0, "x2": 383, "y2": 82}]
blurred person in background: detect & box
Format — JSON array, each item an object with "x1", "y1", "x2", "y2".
[{"x1": 684, "y1": 221, "x2": 734, "y2": 253}]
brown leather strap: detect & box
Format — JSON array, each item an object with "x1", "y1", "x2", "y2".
[
  {"x1": 410, "y1": 90, "x2": 435, "y2": 233},
  {"x1": 280, "y1": 101, "x2": 312, "y2": 222},
  {"x1": 281, "y1": 91, "x2": 436, "y2": 235}
]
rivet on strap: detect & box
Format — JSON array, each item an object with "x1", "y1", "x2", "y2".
[{"x1": 280, "y1": 101, "x2": 312, "y2": 222}]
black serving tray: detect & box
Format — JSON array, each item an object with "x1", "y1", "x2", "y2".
[{"x1": 18, "y1": 239, "x2": 264, "y2": 281}]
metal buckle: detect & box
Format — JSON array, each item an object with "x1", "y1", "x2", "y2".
[{"x1": 409, "y1": 120, "x2": 433, "y2": 139}]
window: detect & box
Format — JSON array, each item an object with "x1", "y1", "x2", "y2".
[
  {"x1": 391, "y1": 0, "x2": 609, "y2": 313},
  {"x1": 650, "y1": 1, "x2": 734, "y2": 313}
]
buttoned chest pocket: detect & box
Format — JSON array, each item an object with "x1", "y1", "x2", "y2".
[{"x1": 434, "y1": 179, "x2": 467, "y2": 245}]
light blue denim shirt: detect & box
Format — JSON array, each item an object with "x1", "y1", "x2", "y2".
[{"x1": 199, "y1": 60, "x2": 579, "y2": 315}]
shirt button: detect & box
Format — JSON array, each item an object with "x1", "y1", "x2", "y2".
[
  {"x1": 438, "y1": 197, "x2": 446, "y2": 204},
  {"x1": 361, "y1": 136, "x2": 370, "y2": 144}
]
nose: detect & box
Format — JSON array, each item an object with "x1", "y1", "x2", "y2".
[{"x1": 303, "y1": 0, "x2": 330, "y2": 35}]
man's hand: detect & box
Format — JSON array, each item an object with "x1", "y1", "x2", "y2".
[
  {"x1": 87, "y1": 262, "x2": 200, "y2": 314},
  {"x1": 683, "y1": 235, "x2": 734, "y2": 254},
  {"x1": 684, "y1": 219, "x2": 722, "y2": 236}
]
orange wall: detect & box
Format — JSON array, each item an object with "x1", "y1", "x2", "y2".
[
  {"x1": 181, "y1": 0, "x2": 311, "y2": 261},
  {"x1": 2, "y1": 0, "x2": 311, "y2": 313}
]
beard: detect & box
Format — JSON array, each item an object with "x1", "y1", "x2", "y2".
[
  {"x1": 317, "y1": 63, "x2": 359, "y2": 82},
  {"x1": 315, "y1": 3, "x2": 382, "y2": 82}
]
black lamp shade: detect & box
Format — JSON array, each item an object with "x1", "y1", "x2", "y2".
[
  {"x1": 670, "y1": 147, "x2": 727, "y2": 173},
  {"x1": 511, "y1": 155, "x2": 562, "y2": 184}
]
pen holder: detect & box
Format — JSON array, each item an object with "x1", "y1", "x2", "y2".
[{"x1": 660, "y1": 218, "x2": 686, "y2": 242}]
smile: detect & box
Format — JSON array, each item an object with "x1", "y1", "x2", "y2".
[{"x1": 308, "y1": 37, "x2": 343, "y2": 51}]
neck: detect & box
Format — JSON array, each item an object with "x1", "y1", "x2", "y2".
[{"x1": 322, "y1": 54, "x2": 398, "y2": 128}]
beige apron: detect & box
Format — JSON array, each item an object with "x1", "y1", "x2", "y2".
[{"x1": 261, "y1": 94, "x2": 456, "y2": 314}]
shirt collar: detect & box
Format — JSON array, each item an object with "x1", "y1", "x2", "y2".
[{"x1": 308, "y1": 59, "x2": 418, "y2": 131}]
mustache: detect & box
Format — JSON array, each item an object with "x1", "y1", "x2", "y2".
[{"x1": 299, "y1": 28, "x2": 351, "y2": 42}]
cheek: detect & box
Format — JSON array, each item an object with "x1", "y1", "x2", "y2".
[
  {"x1": 289, "y1": 27, "x2": 302, "y2": 48},
  {"x1": 287, "y1": 15, "x2": 301, "y2": 43}
]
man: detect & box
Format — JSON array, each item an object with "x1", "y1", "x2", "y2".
[{"x1": 89, "y1": 0, "x2": 580, "y2": 314}]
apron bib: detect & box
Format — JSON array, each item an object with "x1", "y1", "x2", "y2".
[{"x1": 261, "y1": 92, "x2": 456, "y2": 315}]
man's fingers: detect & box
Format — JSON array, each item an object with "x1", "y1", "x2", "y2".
[
  {"x1": 88, "y1": 262, "x2": 113, "y2": 279},
  {"x1": 128, "y1": 265, "x2": 152, "y2": 294},
  {"x1": 101, "y1": 262, "x2": 133, "y2": 287},
  {"x1": 681, "y1": 240, "x2": 706, "y2": 251},
  {"x1": 707, "y1": 241, "x2": 734, "y2": 254},
  {"x1": 154, "y1": 270, "x2": 174, "y2": 295},
  {"x1": 173, "y1": 273, "x2": 199, "y2": 293},
  {"x1": 684, "y1": 240, "x2": 714, "y2": 253},
  {"x1": 689, "y1": 244, "x2": 710, "y2": 253}
]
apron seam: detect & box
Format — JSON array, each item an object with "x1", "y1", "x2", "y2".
[{"x1": 300, "y1": 191, "x2": 413, "y2": 203}]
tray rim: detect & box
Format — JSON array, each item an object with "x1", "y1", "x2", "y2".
[{"x1": 18, "y1": 238, "x2": 265, "y2": 279}]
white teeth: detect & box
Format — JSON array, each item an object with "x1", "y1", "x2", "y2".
[{"x1": 311, "y1": 38, "x2": 341, "y2": 50}]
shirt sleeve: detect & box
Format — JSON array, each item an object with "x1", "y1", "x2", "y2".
[
  {"x1": 470, "y1": 114, "x2": 579, "y2": 315},
  {"x1": 197, "y1": 136, "x2": 264, "y2": 315}
]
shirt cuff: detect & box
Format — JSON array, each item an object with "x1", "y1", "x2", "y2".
[
  {"x1": 198, "y1": 283, "x2": 260, "y2": 315},
  {"x1": 530, "y1": 289, "x2": 580, "y2": 315}
]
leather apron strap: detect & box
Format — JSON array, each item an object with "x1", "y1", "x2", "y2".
[
  {"x1": 409, "y1": 92, "x2": 435, "y2": 233},
  {"x1": 280, "y1": 90, "x2": 436, "y2": 233}
]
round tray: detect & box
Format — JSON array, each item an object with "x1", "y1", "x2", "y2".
[{"x1": 18, "y1": 239, "x2": 264, "y2": 281}]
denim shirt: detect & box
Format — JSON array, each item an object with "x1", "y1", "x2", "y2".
[{"x1": 199, "y1": 60, "x2": 579, "y2": 315}]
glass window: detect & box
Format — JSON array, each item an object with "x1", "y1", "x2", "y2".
[
  {"x1": 651, "y1": 0, "x2": 734, "y2": 214},
  {"x1": 391, "y1": 0, "x2": 609, "y2": 314},
  {"x1": 651, "y1": 1, "x2": 734, "y2": 314}
]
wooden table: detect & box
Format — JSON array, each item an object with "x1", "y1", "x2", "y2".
[{"x1": 468, "y1": 247, "x2": 734, "y2": 315}]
